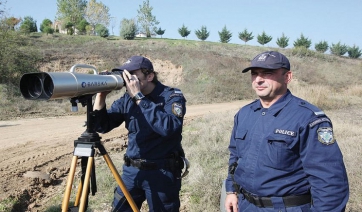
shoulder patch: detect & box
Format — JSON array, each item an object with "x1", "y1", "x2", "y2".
[
  {"x1": 317, "y1": 127, "x2": 335, "y2": 145},
  {"x1": 309, "y1": 117, "x2": 331, "y2": 128},
  {"x1": 172, "y1": 102, "x2": 184, "y2": 117}
]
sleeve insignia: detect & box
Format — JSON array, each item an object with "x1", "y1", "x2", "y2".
[
  {"x1": 170, "y1": 90, "x2": 184, "y2": 99},
  {"x1": 172, "y1": 102, "x2": 183, "y2": 117},
  {"x1": 309, "y1": 117, "x2": 331, "y2": 128},
  {"x1": 317, "y1": 127, "x2": 335, "y2": 145}
]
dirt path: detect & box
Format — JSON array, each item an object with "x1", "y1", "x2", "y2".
[{"x1": 0, "y1": 100, "x2": 249, "y2": 211}]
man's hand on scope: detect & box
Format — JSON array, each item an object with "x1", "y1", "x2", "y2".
[
  {"x1": 93, "y1": 70, "x2": 112, "y2": 110},
  {"x1": 122, "y1": 70, "x2": 141, "y2": 98},
  {"x1": 98, "y1": 70, "x2": 113, "y2": 96}
]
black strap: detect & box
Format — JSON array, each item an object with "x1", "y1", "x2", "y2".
[
  {"x1": 241, "y1": 189, "x2": 311, "y2": 208},
  {"x1": 123, "y1": 155, "x2": 174, "y2": 170}
]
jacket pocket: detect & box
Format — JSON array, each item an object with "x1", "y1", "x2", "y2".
[
  {"x1": 235, "y1": 130, "x2": 249, "y2": 156},
  {"x1": 263, "y1": 134, "x2": 299, "y2": 171}
]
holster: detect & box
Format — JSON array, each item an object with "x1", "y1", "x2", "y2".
[{"x1": 229, "y1": 162, "x2": 240, "y2": 193}]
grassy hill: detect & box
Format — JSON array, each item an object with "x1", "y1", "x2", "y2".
[
  {"x1": 1, "y1": 33, "x2": 362, "y2": 211},
  {"x1": 1, "y1": 33, "x2": 362, "y2": 120}
]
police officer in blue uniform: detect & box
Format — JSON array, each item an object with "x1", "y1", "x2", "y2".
[
  {"x1": 93, "y1": 56, "x2": 186, "y2": 212},
  {"x1": 224, "y1": 51, "x2": 349, "y2": 212}
]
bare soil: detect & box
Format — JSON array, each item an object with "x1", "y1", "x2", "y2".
[
  {"x1": 0, "y1": 101, "x2": 248, "y2": 211},
  {"x1": 0, "y1": 57, "x2": 249, "y2": 211}
]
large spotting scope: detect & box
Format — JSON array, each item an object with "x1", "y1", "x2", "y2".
[{"x1": 20, "y1": 64, "x2": 124, "y2": 100}]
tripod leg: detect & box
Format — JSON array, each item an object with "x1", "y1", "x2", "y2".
[
  {"x1": 62, "y1": 156, "x2": 78, "y2": 212},
  {"x1": 103, "y1": 154, "x2": 140, "y2": 212},
  {"x1": 74, "y1": 181, "x2": 83, "y2": 207},
  {"x1": 79, "y1": 157, "x2": 94, "y2": 212},
  {"x1": 74, "y1": 157, "x2": 89, "y2": 207}
]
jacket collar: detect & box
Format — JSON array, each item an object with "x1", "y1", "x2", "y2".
[
  {"x1": 251, "y1": 89, "x2": 293, "y2": 116},
  {"x1": 145, "y1": 82, "x2": 165, "y2": 101}
]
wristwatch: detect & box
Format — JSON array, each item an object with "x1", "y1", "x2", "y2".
[
  {"x1": 226, "y1": 192, "x2": 237, "y2": 195},
  {"x1": 132, "y1": 92, "x2": 145, "y2": 103}
]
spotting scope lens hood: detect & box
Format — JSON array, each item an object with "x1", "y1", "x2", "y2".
[{"x1": 20, "y1": 64, "x2": 124, "y2": 100}]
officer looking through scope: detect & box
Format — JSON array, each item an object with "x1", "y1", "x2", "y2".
[{"x1": 92, "y1": 55, "x2": 188, "y2": 212}]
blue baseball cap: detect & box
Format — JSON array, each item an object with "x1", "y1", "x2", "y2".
[
  {"x1": 114, "y1": 56, "x2": 154, "y2": 72},
  {"x1": 241, "y1": 51, "x2": 290, "y2": 73}
]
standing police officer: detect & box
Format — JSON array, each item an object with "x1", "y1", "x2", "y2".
[
  {"x1": 224, "y1": 51, "x2": 349, "y2": 212},
  {"x1": 93, "y1": 56, "x2": 186, "y2": 212}
]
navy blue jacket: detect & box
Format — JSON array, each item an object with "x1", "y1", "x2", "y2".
[
  {"x1": 94, "y1": 82, "x2": 186, "y2": 159},
  {"x1": 226, "y1": 90, "x2": 349, "y2": 211}
]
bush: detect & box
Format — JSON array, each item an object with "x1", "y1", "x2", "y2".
[
  {"x1": 95, "y1": 24, "x2": 109, "y2": 38},
  {"x1": 330, "y1": 42, "x2": 348, "y2": 56},
  {"x1": 291, "y1": 46, "x2": 315, "y2": 57},
  {"x1": 120, "y1": 18, "x2": 137, "y2": 40}
]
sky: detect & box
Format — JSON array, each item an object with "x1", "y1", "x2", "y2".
[{"x1": 4, "y1": 0, "x2": 362, "y2": 50}]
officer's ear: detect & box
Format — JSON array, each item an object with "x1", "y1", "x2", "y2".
[
  {"x1": 284, "y1": 70, "x2": 292, "y2": 84},
  {"x1": 146, "y1": 72, "x2": 155, "y2": 82}
]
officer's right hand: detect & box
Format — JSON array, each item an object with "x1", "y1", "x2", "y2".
[
  {"x1": 98, "y1": 70, "x2": 112, "y2": 96},
  {"x1": 225, "y1": 194, "x2": 238, "y2": 212},
  {"x1": 93, "y1": 70, "x2": 111, "y2": 110}
]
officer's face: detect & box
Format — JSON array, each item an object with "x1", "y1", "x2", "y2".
[
  {"x1": 130, "y1": 69, "x2": 155, "y2": 93},
  {"x1": 251, "y1": 68, "x2": 292, "y2": 104}
]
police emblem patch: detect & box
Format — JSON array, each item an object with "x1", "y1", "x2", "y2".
[
  {"x1": 172, "y1": 103, "x2": 183, "y2": 117},
  {"x1": 317, "y1": 127, "x2": 335, "y2": 145}
]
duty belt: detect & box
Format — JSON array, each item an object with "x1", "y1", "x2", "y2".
[
  {"x1": 123, "y1": 155, "x2": 172, "y2": 170},
  {"x1": 241, "y1": 189, "x2": 311, "y2": 208}
]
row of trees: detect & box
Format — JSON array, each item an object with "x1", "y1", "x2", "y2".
[
  {"x1": 2, "y1": 0, "x2": 361, "y2": 58},
  {"x1": 174, "y1": 25, "x2": 361, "y2": 58},
  {"x1": 115, "y1": 0, "x2": 362, "y2": 59}
]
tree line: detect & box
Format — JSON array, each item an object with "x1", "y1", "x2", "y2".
[{"x1": 2, "y1": 0, "x2": 362, "y2": 59}]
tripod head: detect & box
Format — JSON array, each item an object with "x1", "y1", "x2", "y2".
[
  {"x1": 63, "y1": 94, "x2": 139, "y2": 212},
  {"x1": 70, "y1": 94, "x2": 102, "y2": 144}
]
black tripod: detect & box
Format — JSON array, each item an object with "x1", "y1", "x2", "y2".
[{"x1": 61, "y1": 95, "x2": 139, "y2": 212}]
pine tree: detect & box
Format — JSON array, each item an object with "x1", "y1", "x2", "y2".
[
  {"x1": 330, "y1": 42, "x2": 348, "y2": 56},
  {"x1": 218, "y1": 25, "x2": 232, "y2": 43},
  {"x1": 178, "y1": 24, "x2": 190, "y2": 39},
  {"x1": 155, "y1": 27, "x2": 165, "y2": 38},
  {"x1": 347, "y1": 45, "x2": 362, "y2": 58},
  {"x1": 238, "y1": 29, "x2": 253, "y2": 44},
  {"x1": 314, "y1": 41, "x2": 329, "y2": 53},
  {"x1": 257, "y1": 31, "x2": 272, "y2": 46},
  {"x1": 276, "y1": 33, "x2": 289, "y2": 48},
  {"x1": 195, "y1": 26, "x2": 210, "y2": 41},
  {"x1": 293, "y1": 34, "x2": 312, "y2": 49}
]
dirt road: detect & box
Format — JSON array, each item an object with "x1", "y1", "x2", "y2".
[{"x1": 0, "y1": 100, "x2": 248, "y2": 211}]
